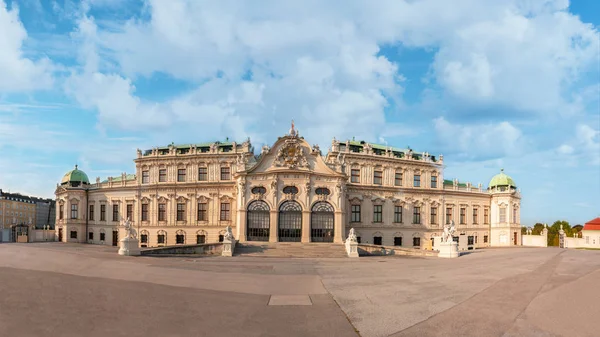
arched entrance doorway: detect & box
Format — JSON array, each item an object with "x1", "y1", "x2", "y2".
[
  {"x1": 311, "y1": 202, "x2": 334, "y2": 242},
  {"x1": 247, "y1": 200, "x2": 270, "y2": 241},
  {"x1": 278, "y1": 200, "x2": 302, "y2": 242}
]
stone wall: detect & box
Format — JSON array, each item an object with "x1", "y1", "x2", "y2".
[{"x1": 140, "y1": 243, "x2": 223, "y2": 256}]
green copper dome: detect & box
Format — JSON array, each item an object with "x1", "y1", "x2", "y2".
[
  {"x1": 488, "y1": 169, "x2": 516, "y2": 188},
  {"x1": 61, "y1": 165, "x2": 90, "y2": 185}
]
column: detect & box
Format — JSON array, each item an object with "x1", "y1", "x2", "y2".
[
  {"x1": 269, "y1": 210, "x2": 278, "y2": 242},
  {"x1": 237, "y1": 209, "x2": 247, "y2": 242},
  {"x1": 301, "y1": 211, "x2": 310, "y2": 243},
  {"x1": 334, "y1": 211, "x2": 343, "y2": 243}
]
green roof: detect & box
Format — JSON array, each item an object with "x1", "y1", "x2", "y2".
[
  {"x1": 340, "y1": 139, "x2": 434, "y2": 160},
  {"x1": 61, "y1": 165, "x2": 90, "y2": 185},
  {"x1": 101, "y1": 174, "x2": 136, "y2": 183},
  {"x1": 489, "y1": 169, "x2": 516, "y2": 188},
  {"x1": 444, "y1": 179, "x2": 468, "y2": 187}
]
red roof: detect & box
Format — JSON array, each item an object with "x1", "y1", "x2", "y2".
[{"x1": 583, "y1": 217, "x2": 600, "y2": 231}]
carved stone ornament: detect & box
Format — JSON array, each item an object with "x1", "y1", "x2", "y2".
[{"x1": 273, "y1": 139, "x2": 309, "y2": 169}]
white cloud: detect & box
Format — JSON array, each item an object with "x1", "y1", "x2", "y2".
[{"x1": 0, "y1": 0, "x2": 53, "y2": 92}]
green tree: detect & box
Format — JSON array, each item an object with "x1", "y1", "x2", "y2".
[
  {"x1": 532, "y1": 223, "x2": 545, "y2": 235},
  {"x1": 547, "y1": 220, "x2": 571, "y2": 246}
]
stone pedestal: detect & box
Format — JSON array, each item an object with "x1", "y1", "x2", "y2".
[
  {"x1": 222, "y1": 239, "x2": 235, "y2": 257},
  {"x1": 345, "y1": 240, "x2": 359, "y2": 258},
  {"x1": 118, "y1": 237, "x2": 141, "y2": 256},
  {"x1": 438, "y1": 242, "x2": 459, "y2": 258}
]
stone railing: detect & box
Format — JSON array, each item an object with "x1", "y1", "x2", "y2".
[
  {"x1": 357, "y1": 244, "x2": 438, "y2": 257},
  {"x1": 140, "y1": 243, "x2": 224, "y2": 256}
]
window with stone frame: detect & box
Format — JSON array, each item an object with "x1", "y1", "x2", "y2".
[
  {"x1": 71, "y1": 204, "x2": 78, "y2": 219},
  {"x1": 176, "y1": 232, "x2": 185, "y2": 244},
  {"x1": 473, "y1": 208, "x2": 478, "y2": 224},
  {"x1": 413, "y1": 207, "x2": 421, "y2": 224},
  {"x1": 220, "y1": 167, "x2": 231, "y2": 180},
  {"x1": 445, "y1": 207, "x2": 452, "y2": 224},
  {"x1": 177, "y1": 203, "x2": 186, "y2": 221},
  {"x1": 499, "y1": 207, "x2": 507, "y2": 223},
  {"x1": 100, "y1": 204, "x2": 106, "y2": 221},
  {"x1": 126, "y1": 204, "x2": 133, "y2": 221},
  {"x1": 350, "y1": 169, "x2": 360, "y2": 183},
  {"x1": 197, "y1": 234, "x2": 206, "y2": 244},
  {"x1": 484, "y1": 208, "x2": 489, "y2": 224},
  {"x1": 70, "y1": 231, "x2": 77, "y2": 239},
  {"x1": 100, "y1": 232, "x2": 105, "y2": 241},
  {"x1": 430, "y1": 207, "x2": 437, "y2": 224},
  {"x1": 373, "y1": 205, "x2": 383, "y2": 223},
  {"x1": 512, "y1": 207, "x2": 517, "y2": 223},
  {"x1": 198, "y1": 167, "x2": 208, "y2": 181},
  {"x1": 460, "y1": 207, "x2": 466, "y2": 224},
  {"x1": 394, "y1": 205, "x2": 403, "y2": 223},
  {"x1": 413, "y1": 173, "x2": 421, "y2": 187},
  {"x1": 88, "y1": 232, "x2": 93, "y2": 240},
  {"x1": 431, "y1": 175, "x2": 437, "y2": 188},
  {"x1": 484, "y1": 235, "x2": 488, "y2": 243},
  {"x1": 373, "y1": 236, "x2": 382, "y2": 245},
  {"x1": 141, "y1": 204, "x2": 148, "y2": 221},
  {"x1": 373, "y1": 170, "x2": 383, "y2": 185},
  {"x1": 158, "y1": 203, "x2": 166, "y2": 221},
  {"x1": 112, "y1": 204, "x2": 119, "y2": 221},
  {"x1": 59, "y1": 205, "x2": 64, "y2": 219},
  {"x1": 394, "y1": 171, "x2": 403, "y2": 186},
  {"x1": 219, "y1": 234, "x2": 224, "y2": 242},
  {"x1": 413, "y1": 237, "x2": 421, "y2": 247},
  {"x1": 142, "y1": 170, "x2": 149, "y2": 184},
  {"x1": 220, "y1": 202, "x2": 230, "y2": 221},
  {"x1": 157, "y1": 233, "x2": 166, "y2": 244},
  {"x1": 89, "y1": 204, "x2": 94, "y2": 221},
  {"x1": 140, "y1": 233, "x2": 148, "y2": 243},
  {"x1": 394, "y1": 237, "x2": 402, "y2": 246},
  {"x1": 177, "y1": 168, "x2": 186, "y2": 182},
  {"x1": 351, "y1": 204, "x2": 361, "y2": 222},
  {"x1": 159, "y1": 169, "x2": 167, "y2": 182},
  {"x1": 197, "y1": 202, "x2": 207, "y2": 221}
]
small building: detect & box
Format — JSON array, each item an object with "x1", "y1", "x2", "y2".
[{"x1": 582, "y1": 217, "x2": 600, "y2": 247}]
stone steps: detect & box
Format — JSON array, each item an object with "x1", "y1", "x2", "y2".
[{"x1": 234, "y1": 242, "x2": 348, "y2": 258}]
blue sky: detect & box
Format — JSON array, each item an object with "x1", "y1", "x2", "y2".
[{"x1": 0, "y1": 0, "x2": 598, "y2": 226}]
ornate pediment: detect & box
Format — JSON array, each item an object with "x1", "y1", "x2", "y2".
[
  {"x1": 348, "y1": 196, "x2": 363, "y2": 204},
  {"x1": 273, "y1": 138, "x2": 309, "y2": 169},
  {"x1": 197, "y1": 195, "x2": 210, "y2": 202},
  {"x1": 157, "y1": 196, "x2": 169, "y2": 202}
]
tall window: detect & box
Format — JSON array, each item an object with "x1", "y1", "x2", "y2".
[
  {"x1": 59, "y1": 205, "x2": 64, "y2": 220},
  {"x1": 512, "y1": 208, "x2": 517, "y2": 223},
  {"x1": 177, "y1": 169, "x2": 186, "y2": 182},
  {"x1": 394, "y1": 237, "x2": 402, "y2": 246},
  {"x1": 431, "y1": 175, "x2": 437, "y2": 188},
  {"x1": 220, "y1": 202, "x2": 230, "y2": 220},
  {"x1": 159, "y1": 169, "x2": 167, "y2": 182},
  {"x1": 158, "y1": 203, "x2": 166, "y2": 221},
  {"x1": 197, "y1": 203, "x2": 207, "y2": 221},
  {"x1": 373, "y1": 205, "x2": 383, "y2": 222},
  {"x1": 394, "y1": 206, "x2": 403, "y2": 223},
  {"x1": 413, "y1": 173, "x2": 421, "y2": 187},
  {"x1": 460, "y1": 208, "x2": 466, "y2": 224},
  {"x1": 142, "y1": 170, "x2": 149, "y2": 183},
  {"x1": 499, "y1": 207, "x2": 506, "y2": 223},
  {"x1": 71, "y1": 204, "x2": 78, "y2": 219},
  {"x1": 197, "y1": 234, "x2": 206, "y2": 244},
  {"x1": 221, "y1": 167, "x2": 231, "y2": 180},
  {"x1": 100, "y1": 205, "x2": 106, "y2": 221},
  {"x1": 157, "y1": 234, "x2": 165, "y2": 244},
  {"x1": 141, "y1": 204, "x2": 148, "y2": 221},
  {"x1": 351, "y1": 169, "x2": 360, "y2": 183},
  {"x1": 484, "y1": 208, "x2": 489, "y2": 224},
  {"x1": 176, "y1": 233, "x2": 185, "y2": 244},
  {"x1": 126, "y1": 204, "x2": 133, "y2": 221},
  {"x1": 198, "y1": 167, "x2": 208, "y2": 181},
  {"x1": 430, "y1": 207, "x2": 437, "y2": 224},
  {"x1": 413, "y1": 237, "x2": 421, "y2": 247},
  {"x1": 89, "y1": 205, "x2": 94, "y2": 221},
  {"x1": 446, "y1": 207, "x2": 452, "y2": 224},
  {"x1": 177, "y1": 203, "x2": 186, "y2": 221},
  {"x1": 395, "y1": 171, "x2": 403, "y2": 186},
  {"x1": 473, "y1": 208, "x2": 478, "y2": 224},
  {"x1": 112, "y1": 204, "x2": 119, "y2": 221},
  {"x1": 413, "y1": 207, "x2": 421, "y2": 224},
  {"x1": 351, "y1": 205, "x2": 361, "y2": 222},
  {"x1": 373, "y1": 170, "x2": 383, "y2": 185}
]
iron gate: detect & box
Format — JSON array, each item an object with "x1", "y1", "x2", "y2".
[
  {"x1": 311, "y1": 202, "x2": 334, "y2": 242},
  {"x1": 247, "y1": 201, "x2": 270, "y2": 241},
  {"x1": 278, "y1": 201, "x2": 302, "y2": 242}
]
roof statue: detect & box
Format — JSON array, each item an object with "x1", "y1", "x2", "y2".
[{"x1": 289, "y1": 119, "x2": 298, "y2": 137}]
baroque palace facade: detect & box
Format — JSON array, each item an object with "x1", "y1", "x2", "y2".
[{"x1": 54, "y1": 123, "x2": 522, "y2": 250}]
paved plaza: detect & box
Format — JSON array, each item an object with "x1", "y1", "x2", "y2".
[{"x1": 0, "y1": 243, "x2": 598, "y2": 337}]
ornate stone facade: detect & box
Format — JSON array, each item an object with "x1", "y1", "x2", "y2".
[{"x1": 54, "y1": 123, "x2": 522, "y2": 250}]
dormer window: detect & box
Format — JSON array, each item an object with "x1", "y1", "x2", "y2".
[{"x1": 283, "y1": 186, "x2": 299, "y2": 195}]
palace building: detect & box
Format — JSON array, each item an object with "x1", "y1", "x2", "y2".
[{"x1": 54, "y1": 123, "x2": 522, "y2": 250}]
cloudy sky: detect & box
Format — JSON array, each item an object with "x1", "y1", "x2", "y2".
[{"x1": 0, "y1": 0, "x2": 598, "y2": 226}]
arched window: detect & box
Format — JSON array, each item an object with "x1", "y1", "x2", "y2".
[
  {"x1": 315, "y1": 188, "x2": 330, "y2": 195},
  {"x1": 251, "y1": 186, "x2": 267, "y2": 194},
  {"x1": 157, "y1": 230, "x2": 167, "y2": 245},
  {"x1": 196, "y1": 230, "x2": 207, "y2": 244},
  {"x1": 247, "y1": 200, "x2": 270, "y2": 241},
  {"x1": 282, "y1": 186, "x2": 299, "y2": 195},
  {"x1": 311, "y1": 202, "x2": 334, "y2": 242},
  {"x1": 140, "y1": 230, "x2": 149, "y2": 247},
  {"x1": 176, "y1": 230, "x2": 186, "y2": 244}
]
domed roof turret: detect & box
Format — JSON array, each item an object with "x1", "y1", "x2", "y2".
[
  {"x1": 488, "y1": 169, "x2": 516, "y2": 189},
  {"x1": 61, "y1": 165, "x2": 90, "y2": 186}
]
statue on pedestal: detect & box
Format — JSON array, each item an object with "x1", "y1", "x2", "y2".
[
  {"x1": 224, "y1": 225, "x2": 234, "y2": 241},
  {"x1": 121, "y1": 217, "x2": 137, "y2": 239},
  {"x1": 347, "y1": 228, "x2": 357, "y2": 242},
  {"x1": 442, "y1": 220, "x2": 456, "y2": 243}
]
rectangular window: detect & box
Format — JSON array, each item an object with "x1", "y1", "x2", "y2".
[
  {"x1": 373, "y1": 170, "x2": 383, "y2": 185},
  {"x1": 413, "y1": 174, "x2": 421, "y2": 187},
  {"x1": 395, "y1": 172, "x2": 403, "y2": 186},
  {"x1": 484, "y1": 235, "x2": 488, "y2": 243},
  {"x1": 71, "y1": 204, "x2": 78, "y2": 219},
  {"x1": 112, "y1": 204, "x2": 119, "y2": 222},
  {"x1": 460, "y1": 208, "x2": 466, "y2": 224},
  {"x1": 198, "y1": 167, "x2": 208, "y2": 181},
  {"x1": 512, "y1": 208, "x2": 517, "y2": 223},
  {"x1": 351, "y1": 205, "x2": 361, "y2": 222},
  {"x1": 177, "y1": 169, "x2": 186, "y2": 182},
  {"x1": 158, "y1": 203, "x2": 166, "y2": 221},
  {"x1": 221, "y1": 167, "x2": 231, "y2": 180},
  {"x1": 141, "y1": 204, "x2": 148, "y2": 221},
  {"x1": 70, "y1": 231, "x2": 77, "y2": 239},
  {"x1": 100, "y1": 232, "x2": 106, "y2": 241},
  {"x1": 413, "y1": 237, "x2": 421, "y2": 247},
  {"x1": 446, "y1": 207, "x2": 452, "y2": 224},
  {"x1": 499, "y1": 207, "x2": 507, "y2": 223},
  {"x1": 220, "y1": 202, "x2": 230, "y2": 221},
  {"x1": 157, "y1": 234, "x2": 165, "y2": 244},
  {"x1": 431, "y1": 176, "x2": 437, "y2": 188},
  {"x1": 468, "y1": 236, "x2": 474, "y2": 245},
  {"x1": 430, "y1": 207, "x2": 437, "y2": 224},
  {"x1": 350, "y1": 169, "x2": 360, "y2": 183},
  {"x1": 484, "y1": 208, "x2": 489, "y2": 224},
  {"x1": 373, "y1": 236, "x2": 382, "y2": 245},
  {"x1": 394, "y1": 237, "x2": 402, "y2": 246},
  {"x1": 100, "y1": 205, "x2": 106, "y2": 221},
  {"x1": 373, "y1": 205, "x2": 383, "y2": 222},
  {"x1": 142, "y1": 170, "x2": 149, "y2": 184},
  {"x1": 89, "y1": 205, "x2": 94, "y2": 221},
  {"x1": 159, "y1": 169, "x2": 167, "y2": 182},
  {"x1": 59, "y1": 205, "x2": 64, "y2": 220},
  {"x1": 126, "y1": 204, "x2": 133, "y2": 221},
  {"x1": 140, "y1": 234, "x2": 148, "y2": 243},
  {"x1": 177, "y1": 203, "x2": 185, "y2": 221},
  {"x1": 394, "y1": 206, "x2": 403, "y2": 223},
  {"x1": 473, "y1": 208, "x2": 478, "y2": 224},
  {"x1": 88, "y1": 232, "x2": 93, "y2": 240},
  {"x1": 413, "y1": 207, "x2": 421, "y2": 224},
  {"x1": 196, "y1": 235, "x2": 206, "y2": 244},
  {"x1": 219, "y1": 235, "x2": 224, "y2": 242},
  {"x1": 197, "y1": 203, "x2": 207, "y2": 221},
  {"x1": 176, "y1": 234, "x2": 185, "y2": 244}
]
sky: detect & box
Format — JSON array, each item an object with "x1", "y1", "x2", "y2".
[{"x1": 0, "y1": 0, "x2": 598, "y2": 226}]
